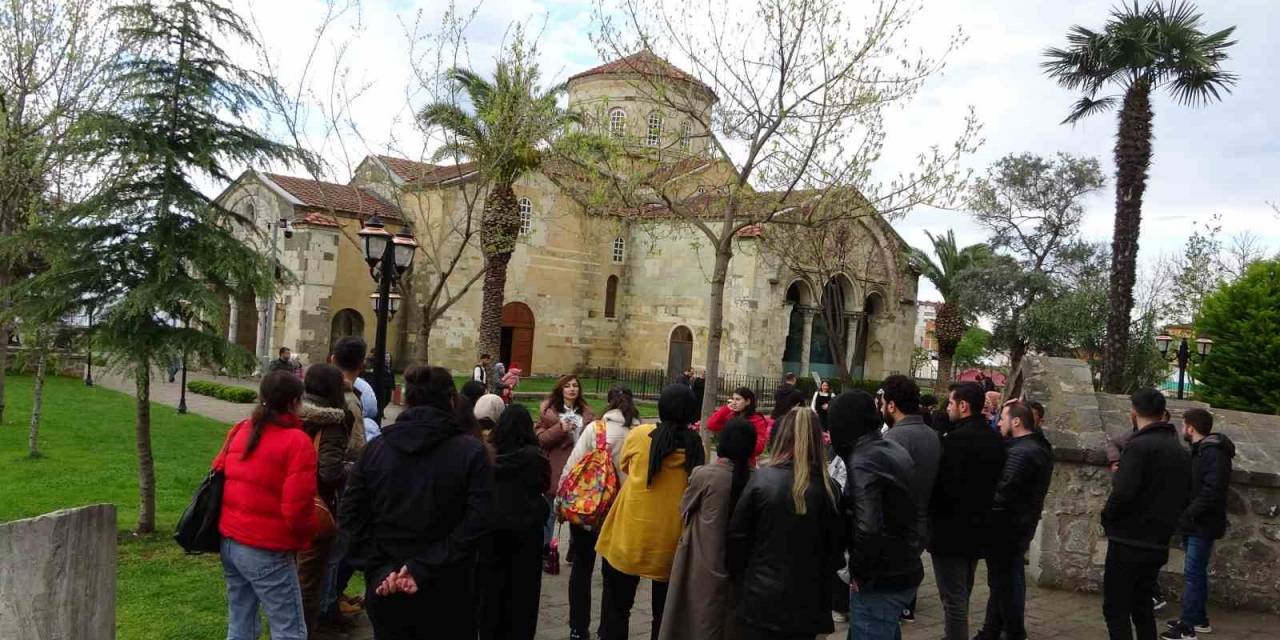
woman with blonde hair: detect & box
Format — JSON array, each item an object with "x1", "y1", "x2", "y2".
[{"x1": 728, "y1": 407, "x2": 843, "y2": 640}]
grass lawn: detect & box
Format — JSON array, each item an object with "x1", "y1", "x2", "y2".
[{"x1": 0, "y1": 374, "x2": 359, "y2": 639}]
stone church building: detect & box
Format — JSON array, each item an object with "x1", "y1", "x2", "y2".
[{"x1": 213, "y1": 51, "x2": 921, "y2": 380}]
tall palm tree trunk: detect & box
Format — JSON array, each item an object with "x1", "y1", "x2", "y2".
[
  {"x1": 135, "y1": 361, "x2": 156, "y2": 534},
  {"x1": 936, "y1": 343, "x2": 957, "y2": 395},
  {"x1": 476, "y1": 182, "x2": 519, "y2": 364},
  {"x1": 1102, "y1": 78, "x2": 1153, "y2": 393}
]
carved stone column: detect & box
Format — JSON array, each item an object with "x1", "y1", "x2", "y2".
[
  {"x1": 227, "y1": 296, "x2": 239, "y2": 344},
  {"x1": 799, "y1": 306, "x2": 819, "y2": 376}
]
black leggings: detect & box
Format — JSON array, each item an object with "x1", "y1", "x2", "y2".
[
  {"x1": 569, "y1": 525, "x2": 601, "y2": 635},
  {"x1": 600, "y1": 558, "x2": 668, "y2": 640},
  {"x1": 478, "y1": 526, "x2": 544, "y2": 640}
]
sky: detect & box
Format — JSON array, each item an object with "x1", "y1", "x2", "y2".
[{"x1": 230, "y1": 0, "x2": 1280, "y2": 303}]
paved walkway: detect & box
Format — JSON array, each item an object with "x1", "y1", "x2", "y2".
[
  {"x1": 319, "y1": 534, "x2": 1280, "y2": 639},
  {"x1": 95, "y1": 370, "x2": 1280, "y2": 639}
]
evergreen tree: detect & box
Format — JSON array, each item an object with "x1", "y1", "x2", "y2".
[
  {"x1": 1193, "y1": 260, "x2": 1280, "y2": 414},
  {"x1": 23, "y1": 0, "x2": 305, "y2": 533}
]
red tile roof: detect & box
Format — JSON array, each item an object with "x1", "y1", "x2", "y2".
[
  {"x1": 376, "y1": 155, "x2": 478, "y2": 185},
  {"x1": 262, "y1": 173, "x2": 400, "y2": 219},
  {"x1": 568, "y1": 50, "x2": 714, "y2": 96},
  {"x1": 299, "y1": 211, "x2": 340, "y2": 227}
]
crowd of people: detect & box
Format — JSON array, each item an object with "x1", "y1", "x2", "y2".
[{"x1": 207, "y1": 343, "x2": 1235, "y2": 640}]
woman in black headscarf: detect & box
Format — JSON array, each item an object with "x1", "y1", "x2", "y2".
[{"x1": 594, "y1": 384, "x2": 706, "y2": 640}]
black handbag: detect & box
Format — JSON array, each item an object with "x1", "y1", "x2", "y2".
[{"x1": 174, "y1": 424, "x2": 240, "y2": 553}]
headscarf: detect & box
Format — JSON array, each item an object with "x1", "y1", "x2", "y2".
[
  {"x1": 647, "y1": 384, "x2": 706, "y2": 486},
  {"x1": 826, "y1": 390, "x2": 882, "y2": 459}
]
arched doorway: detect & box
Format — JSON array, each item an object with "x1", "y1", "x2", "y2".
[
  {"x1": 330, "y1": 309, "x2": 365, "y2": 348},
  {"x1": 853, "y1": 292, "x2": 884, "y2": 379},
  {"x1": 501, "y1": 302, "x2": 535, "y2": 373},
  {"x1": 781, "y1": 281, "x2": 814, "y2": 374},
  {"x1": 667, "y1": 325, "x2": 693, "y2": 381}
]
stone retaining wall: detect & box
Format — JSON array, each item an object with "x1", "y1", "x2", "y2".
[
  {"x1": 1023, "y1": 356, "x2": 1280, "y2": 614},
  {"x1": 0, "y1": 504, "x2": 117, "y2": 639}
]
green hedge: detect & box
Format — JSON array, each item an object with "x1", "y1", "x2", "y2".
[{"x1": 187, "y1": 380, "x2": 257, "y2": 403}]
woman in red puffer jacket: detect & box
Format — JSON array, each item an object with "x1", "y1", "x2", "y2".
[{"x1": 214, "y1": 370, "x2": 318, "y2": 640}]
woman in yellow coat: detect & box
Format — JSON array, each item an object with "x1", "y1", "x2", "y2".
[{"x1": 596, "y1": 384, "x2": 706, "y2": 640}]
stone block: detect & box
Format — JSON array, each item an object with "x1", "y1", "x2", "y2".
[{"x1": 0, "y1": 504, "x2": 116, "y2": 640}]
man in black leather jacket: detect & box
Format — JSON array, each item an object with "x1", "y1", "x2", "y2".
[
  {"x1": 829, "y1": 390, "x2": 924, "y2": 639},
  {"x1": 975, "y1": 402, "x2": 1053, "y2": 640},
  {"x1": 1101, "y1": 389, "x2": 1190, "y2": 640},
  {"x1": 1163, "y1": 408, "x2": 1235, "y2": 640}
]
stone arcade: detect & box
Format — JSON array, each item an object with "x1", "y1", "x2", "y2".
[{"x1": 212, "y1": 51, "x2": 921, "y2": 379}]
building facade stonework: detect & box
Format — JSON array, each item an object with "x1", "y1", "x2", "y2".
[{"x1": 212, "y1": 51, "x2": 921, "y2": 379}]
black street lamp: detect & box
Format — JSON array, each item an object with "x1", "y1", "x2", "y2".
[
  {"x1": 178, "y1": 313, "x2": 192, "y2": 414},
  {"x1": 84, "y1": 307, "x2": 94, "y2": 387},
  {"x1": 1155, "y1": 334, "x2": 1214, "y2": 400},
  {"x1": 357, "y1": 215, "x2": 416, "y2": 420}
]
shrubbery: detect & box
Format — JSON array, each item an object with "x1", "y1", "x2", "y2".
[
  {"x1": 187, "y1": 380, "x2": 257, "y2": 404},
  {"x1": 1193, "y1": 259, "x2": 1280, "y2": 414},
  {"x1": 795, "y1": 376, "x2": 883, "y2": 396}
]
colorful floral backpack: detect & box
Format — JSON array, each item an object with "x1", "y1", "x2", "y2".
[{"x1": 555, "y1": 420, "x2": 619, "y2": 527}]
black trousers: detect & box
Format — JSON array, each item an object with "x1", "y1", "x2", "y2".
[
  {"x1": 365, "y1": 564, "x2": 476, "y2": 640},
  {"x1": 740, "y1": 627, "x2": 816, "y2": 640},
  {"x1": 569, "y1": 525, "x2": 602, "y2": 635},
  {"x1": 1102, "y1": 542, "x2": 1167, "y2": 640},
  {"x1": 478, "y1": 526, "x2": 544, "y2": 640},
  {"x1": 980, "y1": 551, "x2": 1027, "y2": 640},
  {"x1": 600, "y1": 558, "x2": 668, "y2": 640}
]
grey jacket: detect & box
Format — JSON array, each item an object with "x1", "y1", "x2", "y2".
[{"x1": 883, "y1": 414, "x2": 942, "y2": 543}]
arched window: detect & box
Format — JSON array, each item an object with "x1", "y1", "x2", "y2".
[
  {"x1": 646, "y1": 112, "x2": 663, "y2": 147},
  {"x1": 679, "y1": 122, "x2": 692, "y2": 151},
  {"x1": 604, "y1": 275, "x2": 619, "y2": 319},
  {"x1": 608, "y1": 108, "x2": 627, "y2": 139},
  {"x1": 612, "y1": 236, "x2": 625, "y2": 263},
  {"x1": 518, "y1": 197, "x2": 533, "y2": 235}
]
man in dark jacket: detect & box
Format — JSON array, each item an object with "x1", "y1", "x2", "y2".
[
  {"x1": 928, "y1": 381, "x2": 1006, "y2": 640},
  {"x1": 1162, "y1": 408, "x2": 1234, "y2": 640},
  {"x1": 339, "y1": 365, "x2": 493, "y2": 640},
  {"x1": 976, "y1": 402, "x2": 1054, "y2": 640},
  {"x1": 879, "y1": 375, "x2": 941, "y2": 623},
  {"x1": 829, "y1": 389, "x2": 925, "y2": 639},
  {"x1": 1101, "y1": 388, "x2": 1190, "y2": 640},
  {"x1": 773, "y1": 372, "x2": 797, "y2": 408}
]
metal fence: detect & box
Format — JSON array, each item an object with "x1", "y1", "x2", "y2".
[{"x1": 587, "y1": 366, "x2": 780, "y2": 407}]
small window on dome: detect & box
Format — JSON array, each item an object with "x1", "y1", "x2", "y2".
[
  {"x1": 646, "y1": 112, "x2": 663, "y2": 147},
  {"x1": 518, "y1": 197, "x2": 533, "y2": 235},
  {"x1": 609, "y1": 108, "x2": 626, "y2": 139}
]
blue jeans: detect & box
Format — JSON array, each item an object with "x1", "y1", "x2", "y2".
[
  {"x1": 543, "y1": 495, "x2": 556, "y2": 546},
  {"x1": 1181, "y1": 535, "x2": 1214, "y2": 627},
  {"x1": 849, "y1": 585, "x2": 915, "y2": 640},
  {"x1": 221, "y1": 537, "x2": 307, "y2": 640}
]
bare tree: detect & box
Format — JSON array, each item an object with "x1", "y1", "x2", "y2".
[
  {"x1": 0, "y1": 0, "x2": 117, "y2": 423},
  {"x1": 587, "y1": 0, "x2": 978, "y2": 428}
]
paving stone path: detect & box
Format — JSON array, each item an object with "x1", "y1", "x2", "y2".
[{"x1": 95, "y1": 370, "x2": 1280, "y2": 639}]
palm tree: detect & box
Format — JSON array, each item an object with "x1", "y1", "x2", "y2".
[
  {"x1": 419, "y1": 41, "x2": 581, "y2": 367},
  {"x1": 1043, "y1": 1, "x2": 1236, "y2": 393},
  {"x1": 910, "y1": 231, "x2": 990, "y2": 392}
]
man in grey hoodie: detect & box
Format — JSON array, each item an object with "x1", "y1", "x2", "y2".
[{"x1": 879, "y1": 374, "x2": 943, "y2": 623}]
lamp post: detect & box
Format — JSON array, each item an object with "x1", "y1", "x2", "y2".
[
  {"x1": 258, "y1": 217, "x2": 293, "y2": 373},
  {"x1": 84, "y1": 306, "x2": 94, "y2": 387},
  {"x1": 1155, "y1": 334, "x2": 1214, "y2": 399},
  {"x1": 178, "y1": 310, "x2": 192, "y2": 414},
  {"x1": 358, "y1": 215, "x2": 416, "y2": 420}
]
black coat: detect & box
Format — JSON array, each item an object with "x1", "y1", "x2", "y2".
[
  {"x1": 339, "y1": 405, "x2": 493, "y2": 588},
  {"x1": 490, "y1": 444, "x2": 551, "y2": 532},
  {"x1": 1101, "y1": 422, "x2": 1191, "y2": 551},
  {"x1": 728, "y1": 464, "x2": 842, "y2": 637},
  {"x1": 844, "y1": 434, "x2": 923, "y2": 591},
  {"x1": 1179, "y1": 433, "x2": 1235, "y2": 540},
  {"x1": 928, "y1": 414, "x2": 1006, "y2": 558},
  {"x1": 991, "y1": 431, "x2": 1054, "y2": 552}
]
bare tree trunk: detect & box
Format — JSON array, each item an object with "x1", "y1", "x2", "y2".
[
  {"x1": 416, "y1": 313, "x2": 433, "y2": 363},
  {"x1": 0, "y1": 268, "x2": 9, "y2": 424},
  {"x1": 698, "y1": 243, "x2": 733, "y2": 454},
  {"x1": 1009, "y1": 337, "x2": 1028, "y2": 382},
  {"x1": 135, "y1": 362, "x2": 156, "y2": 534},
  {"x1": 1102, "y1": 79, "x2": 1153, "y2": 393},
  {"x1": 27, "y1": 345, "x2": 45, "y2": 457}
]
